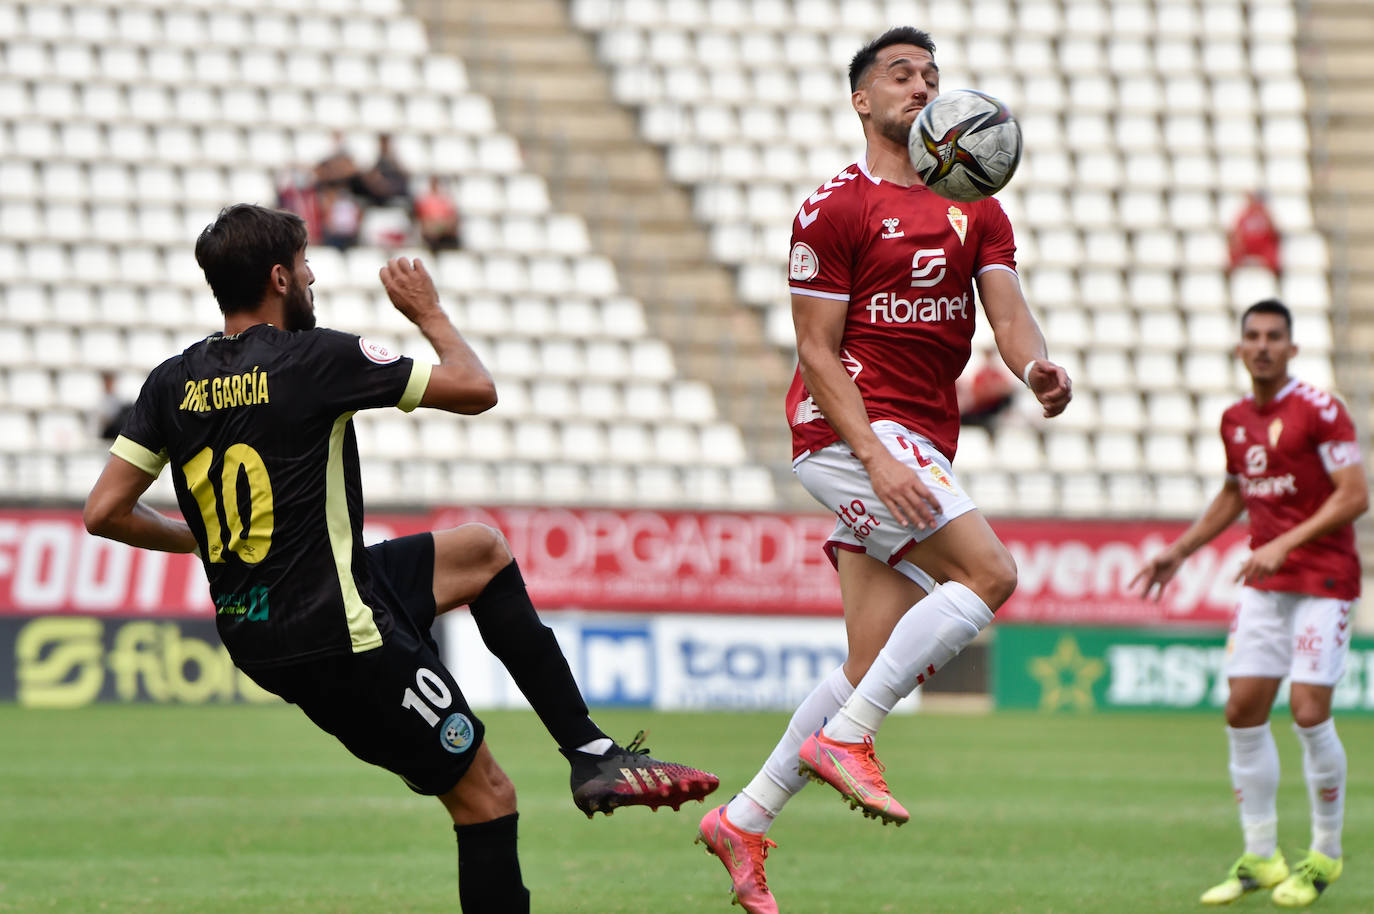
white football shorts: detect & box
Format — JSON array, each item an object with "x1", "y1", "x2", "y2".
[
  {"x1": 793, "y1": 420, "x2": 978, "y2": 593},
  {"x1": 1225, "y1": 586, "x2": 1356, "y2": 686}
]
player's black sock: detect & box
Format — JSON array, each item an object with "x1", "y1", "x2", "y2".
[
  {"x1": 469, "y1": 560, "x2": 607, "y2": 750},
  {"x1": 454, "y1": 814, "x2": 529, "y2": 914}
]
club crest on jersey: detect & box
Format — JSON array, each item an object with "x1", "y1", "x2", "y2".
[
  {"x1": 790, "y1": 242, "x2": 819, "y2": 281},
  {"x1": 927, "y1": 463, "x2": 956, "y2": 492},
  {"x1": 881, "y1": 217, "x2": 904, "y2": 239},
  {"x1": 359, "y1": 337, "x2": 400, "y2": 365},
  {"x1": 946, "y1": 206, "x2": 968, "y2": 245},
  {"x1": 1268, "y1": 418, "x2": 1284, "y2": 448}
]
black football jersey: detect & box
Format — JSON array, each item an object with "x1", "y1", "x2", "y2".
[{"x1": 112, "y1": 324, "x2": 431, "y2": 669}]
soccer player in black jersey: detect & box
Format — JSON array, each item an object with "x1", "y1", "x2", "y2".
[{"x1": 83, "y1": 204, "x2": 718, "y2": 913}]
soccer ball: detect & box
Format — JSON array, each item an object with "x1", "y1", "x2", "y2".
[{"x1": 907, "y1": 89, "x2": 1022, "y2": 202}]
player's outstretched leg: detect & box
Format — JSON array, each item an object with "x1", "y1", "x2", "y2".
[
  {"x1": 1199, "y1": 851, "x2": 1288, "y2": 905},
  {"x1": 1271, "y1": 851, "x2": 1342, "y2": 908},
  {"x1": 695, "y1": 804, "x2": 779, "y2": 914},
  {"x1": 796, "y1": 729, "x2": 909, "y2": 825},
  {"x1": 561, "y1": 730, "x2": 719, "y2": 818}
]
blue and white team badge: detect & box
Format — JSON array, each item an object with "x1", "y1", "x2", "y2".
[{"x1": 439, "y1": 713, "x2": 475, "y2": 754}]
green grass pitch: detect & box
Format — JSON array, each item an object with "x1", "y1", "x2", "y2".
[{"x1": 1, "y1": 705, "x2": 1370, "y2": 913}]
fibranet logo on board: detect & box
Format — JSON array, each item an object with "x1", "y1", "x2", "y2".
[{"x1": 8, "y1": 617, "x2": 277, "y2": 707}]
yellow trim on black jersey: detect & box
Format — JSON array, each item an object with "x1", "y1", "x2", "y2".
[
  {"x1": 326, "y1": 411, "x2": 382, "y2": 653},
  {"x1": 110, "y1": 435, "x2": 168, "y2": 478},
  {"x1": 398, "y1": 362, "x2": 432, "y2": 413}
]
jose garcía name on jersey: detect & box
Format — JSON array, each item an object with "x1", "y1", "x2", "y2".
[{"x1": 178, "y1": 367, "x2": 271, "y2": 413}]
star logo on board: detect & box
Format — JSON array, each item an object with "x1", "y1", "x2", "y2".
[{"x1": 1027, "y1": 635, "x2": 1105, "y2": 711}]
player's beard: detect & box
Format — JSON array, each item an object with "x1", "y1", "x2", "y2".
[
  {"x1": 875, "y1": 108, "x2": 916, "y2": 150},
  {"x1": 282, "y1": 275, "x2": 316, "y2": 332}
]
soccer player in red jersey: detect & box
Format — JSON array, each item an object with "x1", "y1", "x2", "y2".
[
  {"x1": 1134, "y1": 299, "x2": 1366, "y2": 908},
  {"x1": 696, "y1": 27, "x2": 1071, "y2": 912}
]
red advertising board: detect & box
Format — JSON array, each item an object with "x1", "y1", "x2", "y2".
[{"x1": 0, "y1": 507, "x2": 1250, "y2": 625}]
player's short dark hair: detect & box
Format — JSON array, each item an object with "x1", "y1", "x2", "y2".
[
  {"x1": 1240, "y1": 298, "x2": 1293, "y2": 337},
  {"x1": 849, "y1": 27, "x2": 937, "y2": 91},
  {"x1": 195, "y1": 204, "x2": 308, "y2": 315}
]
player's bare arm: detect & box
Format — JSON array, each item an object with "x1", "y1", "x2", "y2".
[
  {"x1": 1132, "y1": 479, "x2": 1246, "y2": 600},
  {"x1": 791, "y1": 292, "x2": 940, "y2": 529},
  {"x1": 378, "y1": 256, "x2": 497, "y2": 415},
  {"x1": 975, "y1": 269, "x2": 1071, "y2": 417},
  {"x1": 1238, "y1": 463, "x2": 1369, "y2": 584},
  {"x1": 84, "y1": 457, "x2": 197, "y2": 554}
]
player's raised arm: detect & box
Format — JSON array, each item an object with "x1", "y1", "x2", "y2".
[
  {"x1": 379, "y1": 256, "x2": 497, "y2": 414},
  {"x1": 975, "y1": 268, "x2": 1071, "y2": 418}
]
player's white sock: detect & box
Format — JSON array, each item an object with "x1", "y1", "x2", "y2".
[
  {"x1": 576, "y1": 738, "x2": 614, "y2": 755},
  {"x1": 1295, "y1": 718, "x2": 1346, "y2": 859},
  {"x1": 730, "y1": 665, "x2": 855, "y2": 833},
  {"x1": 823, "y1": 582, "x2": 992, "y2": 743},
  {"x1": 1227, "y1": 722, "x2": 1280, "y2": 858}
]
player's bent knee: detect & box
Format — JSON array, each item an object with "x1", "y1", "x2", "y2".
[
  {"x1": 975, "y1": 548, "x2": 1018, "y2": 611},
  {"x1": 447, "y1": 524, "x2": 513, "y2": 575},
  {"x1": 1224, "y1": 698, "x2": 1269, "y2": 729},
  {"x1": 443, "y1": 748, "x2": 519, "y2": 823},
  {"x1": 1290, "y1": 702, "x2": 1332, "y2": 730}
]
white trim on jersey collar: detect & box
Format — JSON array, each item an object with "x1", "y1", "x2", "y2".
[
  {"x1": 1245, "y1": 377, "x2": 1301, "y2": 402},
  {"x1": 855, "y1": 159, "x2": 882, "y2": 185},
  {"x1": 1274, "y1": 377, "x2": 1300, "y2": 401}
]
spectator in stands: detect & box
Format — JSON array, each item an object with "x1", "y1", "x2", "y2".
[
  {"x1": 1228, "y1": 190, "x2": 1282, "y2": 276},
  {"x1": 319, "y1": 186, "x2": 362, "y2": 251},
  {"x1": 94, "y1": 371, "x2": 132, "y2": 441},
  {"x1": 359, "y1": 133, "x2": 412, "y2": 208},
  {"x1": 415, "y1": 177, "x2": 462, "y2": 252},
  {"x1": 957, "y1": 346, "x2": 1018, "y2": 430},
  {"x1": 275, "y1": 165, "x2": 322, "y2": 244},
  {"x1": 314, "y1": 130, "x2": 362, "y2": 194}
]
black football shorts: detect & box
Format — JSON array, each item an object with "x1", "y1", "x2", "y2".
[{"x1": 244, "y1": 533, "x2": 485, "y2": 795}]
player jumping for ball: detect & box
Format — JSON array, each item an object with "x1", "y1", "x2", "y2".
[
  {"x1": 695, "y1": 27, "x2": 1071, "y2": 912},
  {"x1": 84, "y1": 204, "x2": 718, "y2": 913},
  {"x1": 1134, "y1": 299, "x2": 1365, "y2": 909}
]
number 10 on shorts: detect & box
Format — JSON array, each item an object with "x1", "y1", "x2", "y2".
[{"x1": 401, "y1": 668, "x2": 453, "y2": 726}]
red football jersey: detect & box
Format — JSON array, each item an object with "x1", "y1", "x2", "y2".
[
  {"x1": 1220, "y1": 378, "x2": 1363, "y2": 599},
  {"x1": 784, "y1": 160, "x2": 1017, "y2": 462}
]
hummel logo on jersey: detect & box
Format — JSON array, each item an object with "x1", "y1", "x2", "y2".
[
  {"x1": 881, "y1": 217, "x2": 903, "y2": 239},
  {"x1": 1233, "y1": 426, "x2": 1247, "y2": 443}
]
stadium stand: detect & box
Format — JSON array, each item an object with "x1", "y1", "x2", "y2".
[
  {"x1": 0, "y1": 0, "x2": 777, "y2": 509},
  {"x1": 563, "y1": 0, "x2": 1340, "y2": 517},
  {"x1": 0, "y1": 0, "x2": 1360, "y2": 525}
]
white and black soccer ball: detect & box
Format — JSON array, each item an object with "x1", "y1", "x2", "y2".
[{"x1": 907, "y1": 89, "x2": 1022, "y2": 202}]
